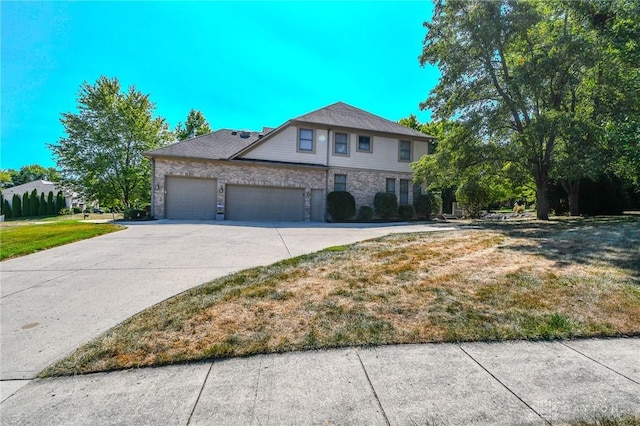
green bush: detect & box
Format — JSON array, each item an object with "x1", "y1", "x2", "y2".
[
  {"x1": 374, "y1": 192, "x2": 398, "y2": 219},
  {"x1": 327, "y1": 191, "x2": 356, "y2": 221},
  {"x1": 59, "y1": 208, "x2": 72, "y2": 215},
  {"x1": 413, "y1": 192, "x2": 440, "y2": 219},
  {"x1": 455, "y1": 179, "x2": 491, "y2": 218},
  {"x1": 398, "y1": 204, "x2": 415, "y2": 221},
  {"x1": 72, "y1": 207, "x2": 83, "y2": 214},
  {"x1": 124, "y1": 208, "x2": 147, "y2": 220},
  {"x1": 358, "y1": 205, "x2": 374, "y2": 222}
]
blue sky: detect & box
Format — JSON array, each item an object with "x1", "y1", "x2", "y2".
[{"x1": 1, "y1": 1, "x2": 438, "y2": 171}]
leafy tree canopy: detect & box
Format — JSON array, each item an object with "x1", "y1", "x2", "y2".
[
  {"x1": 408, "y1": 117, "x2": 534, "y2": 210},
  {"x1": 49, "y1": 76, "x2": 172, "y2": 208},
  {"x1": 1, "y1": 165, "x2": 60, "y2": 188},
  {"x1": 174, "y1": 109, "x2": 212, "y2": 141},
  {"x1": 419, "y1": 0, "x2": 639, "y2": 219}
]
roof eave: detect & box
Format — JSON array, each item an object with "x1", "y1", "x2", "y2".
[{"x1": 290, "y1": 119, "x2": 435, "y2": 141}]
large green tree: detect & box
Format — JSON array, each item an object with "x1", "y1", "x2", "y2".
[
  {"x1": 409, "y1": 117, "x2": 533, "y2": 213},
  {"x1": 419, "y1": 0, "x2": 638, "y2": 219},
  {"x1": 0, "y1": 170, "x2": 13, "y2": 188},
  {"x1": 49, "y1": 77, "x2": 171, "y2": 208},
  {"x1": 174, "y1": 109, "x2": 212, "y2": 141},
  {"x1": 1, "y1": 165, "x2": 60, "y2": 188}
]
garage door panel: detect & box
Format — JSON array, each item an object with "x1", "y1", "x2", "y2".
[
  {"x1": 226, "y1": 185, "x2": 304, "y2": 221},
  {"x1": 166, "y1": 176, "x2": 216, "y2": 220}
]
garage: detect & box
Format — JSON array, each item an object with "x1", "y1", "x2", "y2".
[
  {"x1": 225, "y1": 185, "x2": 304, "y2": 221},
  {"x1": 165, "y1": 176, "x2": 217, "y2": 220}
]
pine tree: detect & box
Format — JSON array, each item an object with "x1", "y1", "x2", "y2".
[
  {"x1": 47, "y1": 191, "x2": 55, "y2": 215},
  {"x1": 3, "y1": 199, "x2": 12, "y2": 219},
  {"x1": 12, "y1": 194, "x2": 22, "y2": 217},
  {"x1": 23, "y1": 192, "x2": 31, "y2": 216},
  {"x1": 56, "y1": 191, "x2": 65, "y2": 214},
  {"x1": 30, "y1": 189, "x2": 39, "y2": 216},
  {"x1": 39, "y1": 192, "x2": 47, "y2": 216}
]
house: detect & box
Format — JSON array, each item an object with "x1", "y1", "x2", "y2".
[
  {"x1": 145, "y1": 102, "x2": 434, "y2": 221},
  {"x1": 1, "y1": 180, "x2": 84, "y2": 210}
]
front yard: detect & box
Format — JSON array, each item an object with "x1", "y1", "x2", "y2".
[
  {"x1": 0, "y1": 220, "x2": 125, "y2": 260},
  {"x1": 41, "y1": 217, "x2": 640, "y2": 377}
]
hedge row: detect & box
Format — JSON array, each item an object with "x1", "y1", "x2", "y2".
[
  {"x1": 0, "y1": 190, "x2": 66, "y2": 219},
  {"x1": 327, "y1": 190, "x2": 437, "y2": 222}
]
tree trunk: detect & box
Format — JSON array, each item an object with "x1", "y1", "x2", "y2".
[
  {"x1": 561, "y1": 179, "x2": 580, "y2": 216},
  {"x1": 534, "y1": 169, "x2": 550, "y2": 220}
]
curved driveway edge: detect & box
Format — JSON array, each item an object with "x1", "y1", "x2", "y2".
[{"x1": 1, "y1": 221, "x2": 455, "y2": 382}]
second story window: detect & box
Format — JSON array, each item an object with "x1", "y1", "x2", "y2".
[
  {"x1": 357, "y1": 135, "x2": 372, "y2": 153},
  {"x1": 334, "y1": 174, "x2": 347, "y2": 191},
  {"x1": 334, "y1": 133, "x2": 348, "y2": 155},
  {"x1": 298, "y1": 128, "x2": 314, "y2": 152},
  {"x1": 386, "y1": 178, "x2": 395, "y2": 194},
  {"x1": 399, "y1": 140, "x2": 412, "y2": 162}
]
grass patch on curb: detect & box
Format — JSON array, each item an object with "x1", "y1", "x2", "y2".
[
  {"x1": 0, "y1": 220, "x2": 125, "y2": 260},
  {"x1": 41, "y1": 217, "x2": 640, "y2": 377}
]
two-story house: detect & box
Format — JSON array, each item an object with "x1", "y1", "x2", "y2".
[{"x1": 145, "y1": 102, "x2": 434, "y2": 221}]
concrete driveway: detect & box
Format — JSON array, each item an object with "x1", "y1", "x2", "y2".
[{"x1": 1, "y1": 220, "x2": 454, "y2": 384}]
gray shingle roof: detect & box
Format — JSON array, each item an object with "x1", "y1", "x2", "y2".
[
  {"x1": 146, "y1": 102, "x2": 432, "y2": 161},
  {"x1": 145, "y1": 129, "x2": 261, "y2": 160},
  {"x1": 292, "y1": 102, "x2": 433, "y2": 139}
]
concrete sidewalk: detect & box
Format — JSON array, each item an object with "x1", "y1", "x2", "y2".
[{"x1": 2, "y1": 338, "x2": 638, "y2": 425}]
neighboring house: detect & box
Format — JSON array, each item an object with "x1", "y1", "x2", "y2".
[
  {"x1": 1, "y1": 180, "x2": 85, "y2": 210},
  {"x1": 145, "y1": 102, "x2": 434, "y2": 221}
]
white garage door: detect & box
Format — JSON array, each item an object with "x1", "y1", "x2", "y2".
[
  {"x1": 165, "y1": 176, "x2": 217, "y2": 220},
  {"x1": 226, "y1": 185, "x2": 304, "y2": 221}
]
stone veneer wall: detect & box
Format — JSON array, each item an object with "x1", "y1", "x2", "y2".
[
  {"x1": 153, "y1": 158, "x2": 327, "y2": 219},
  {"x1": 152, "y1": 159, "x2": 417, "y2": 221},
  {"x1": 327, "y1": 167, "x2": 415, "y2": 212}
]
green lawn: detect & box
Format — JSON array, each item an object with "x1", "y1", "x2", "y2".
[
  {"x1": 41, "y1": 217, "x2": 640, "y2": 377},
  {"x1": 0, "y1": 220, "x2": 125, "y2": 260}
]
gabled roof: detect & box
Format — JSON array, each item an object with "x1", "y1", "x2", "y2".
[
  {"x1": 145, "y1": 129, "x2": 262, "y2": 160},
  {"x1": 2, "y1": 180, "x2": 57, "y2": 196},
  {"x1": 146, "y1": 102, "x2": 433, "y2": 162},
  {"x1": 291, "y1": 102, "x2": 432, "y2": 139}
]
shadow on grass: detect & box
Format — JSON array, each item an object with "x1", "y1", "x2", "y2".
[{"x1": 481, "y1": 216, "x2": 640, "y2": 282}]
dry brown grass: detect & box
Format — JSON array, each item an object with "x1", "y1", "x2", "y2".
[{"x1": 41, "y1": 217, "x2": 640, "y2": 377}]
